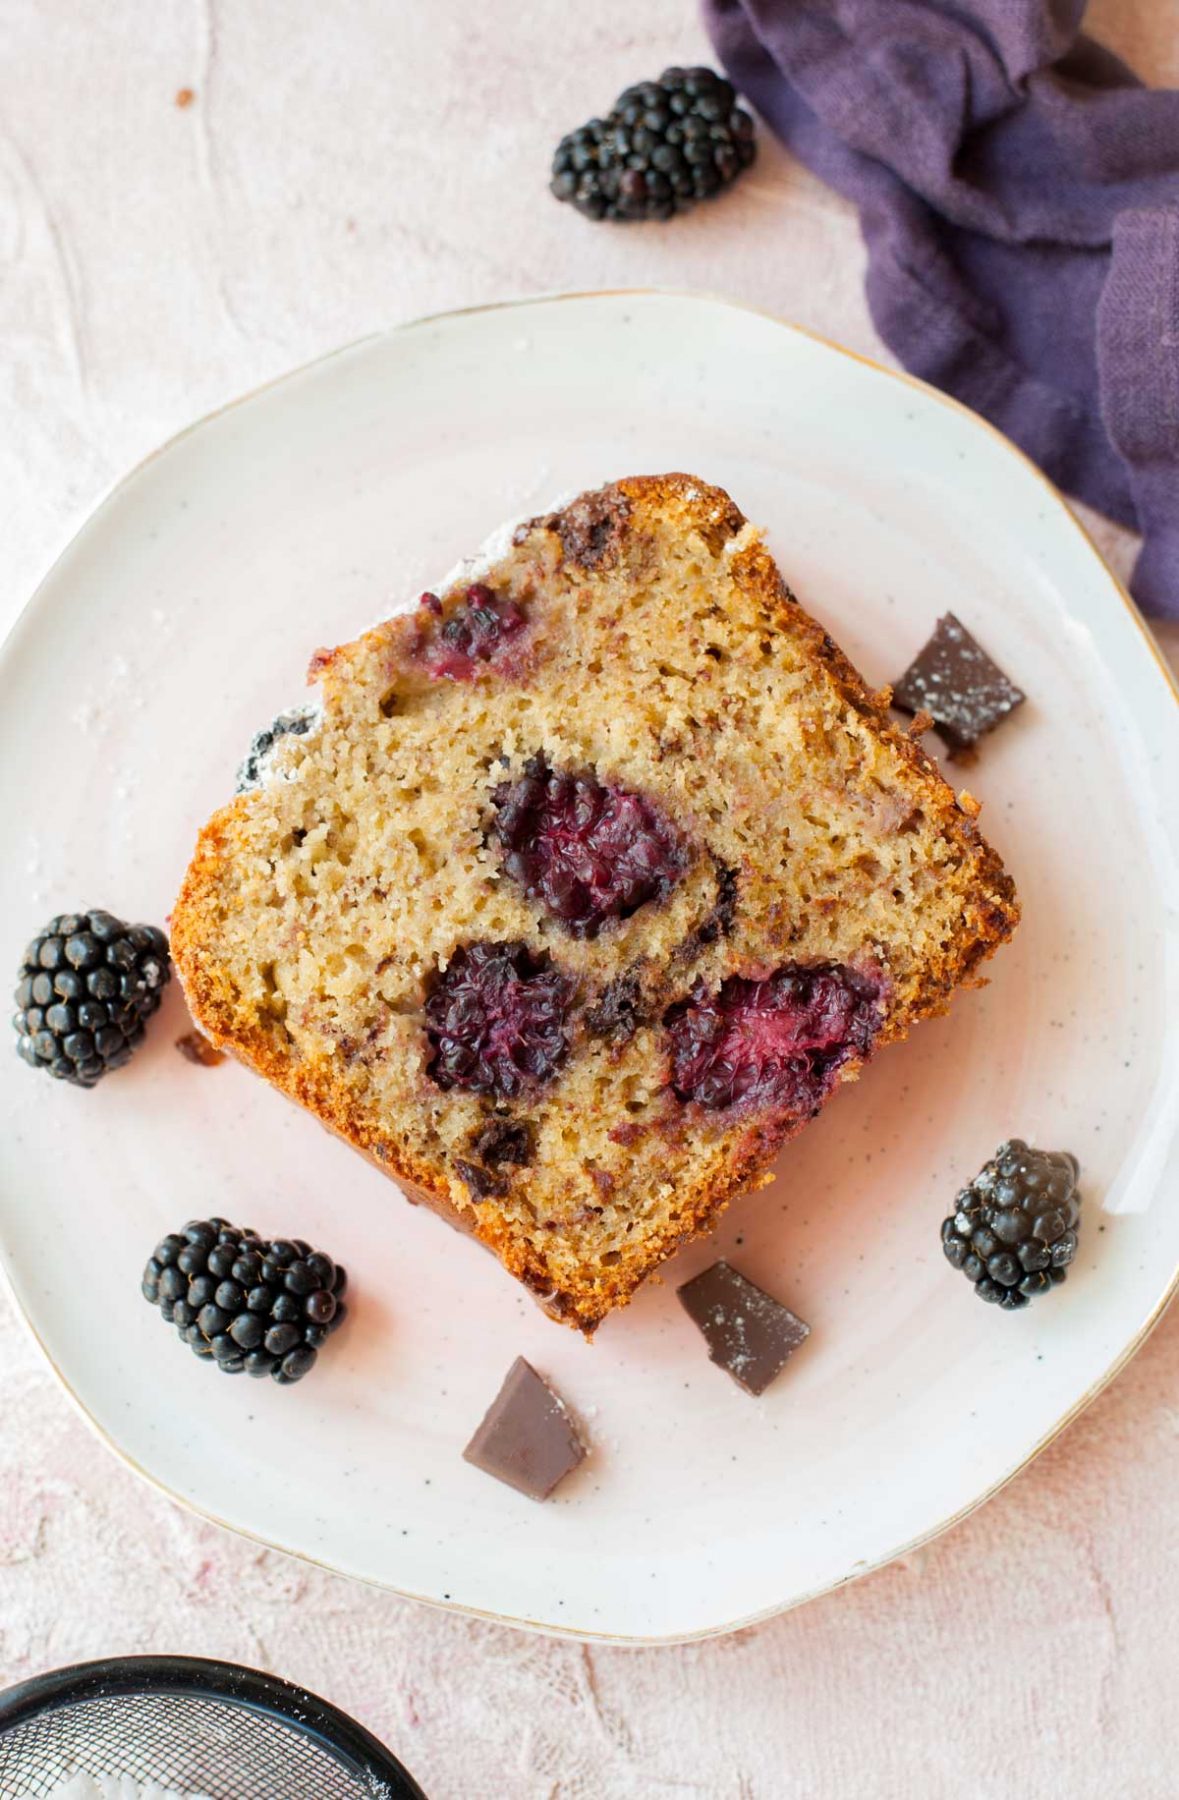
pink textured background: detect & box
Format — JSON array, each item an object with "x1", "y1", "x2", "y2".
[{"x1": 1, "y1": 3, "x2": 1177, "y2": 1795}]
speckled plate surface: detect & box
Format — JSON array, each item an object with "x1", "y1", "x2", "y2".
[{"x1": 1, "y1": 291, "x2": 1176, "y2": 1643}]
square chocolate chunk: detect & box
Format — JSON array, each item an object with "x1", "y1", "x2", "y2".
[
  {"x1": 892, "y1": 612, "x2": 1025, "y2": 758},
  {"x1": 463, "y1": 1357, "x2": 587, "y2": 1500},
  {"x1": 678, "y1": 1261, "x2": 810, "y2": 1396}
]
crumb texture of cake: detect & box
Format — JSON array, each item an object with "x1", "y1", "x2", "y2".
[{"x1": 171, "y1": 474, "x2": 1018, "y2": 1332}]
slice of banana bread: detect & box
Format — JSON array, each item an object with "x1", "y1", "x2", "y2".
[{"x1": 171, "y1": 475, "x2": 1017, "y2": 1332}]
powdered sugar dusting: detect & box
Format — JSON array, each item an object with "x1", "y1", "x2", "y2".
[
  {"x1": 433, "y1": 514, "x2": 523, "y2": 595},
  {"x1": 431, "y1": 484, "x2": 586, "y2": 595},
  {"x1": 236, "y1": 701, "x2": 323, "y2": 793},
  {"x1": 678, "y1": 1261, "x2": 811, "y2": 1396},
  {"x1": 704, "y1": 1301, "x2": 751, "y2": 1378}
]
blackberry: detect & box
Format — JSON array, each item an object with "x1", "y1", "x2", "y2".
[
  {"x1": 236, "y1": 704, "x2": 318, "y2": 792},
  {"x1": 491, "y1": 755, "x2": 685, "y2": 936},
  {"x1": 141, "y1": 1218, "x2": 348, "y2": 1382},
  {"x1": 551, "y1": 67, "x2": 756, "y2": 223},
  {"x1": 13, "y1": 911, "x2": 171, "y2": 1088},
  {"x1": 665, "y1": 963, "x2": 884, "y2": 1113},
  {"x1": 416, "y1": 584, "x2": 527, "y2": 681},
  {"x1": 941, "y1": 1140, "x2": 1082, "y2": 1310},
  {"x1": 424, "y1": 940, "x2": 572, "y2": 1098}
]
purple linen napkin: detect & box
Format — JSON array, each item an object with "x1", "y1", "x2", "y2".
[{"x1": 703, "y1": 0, "x2": 1179, "y2": 617}]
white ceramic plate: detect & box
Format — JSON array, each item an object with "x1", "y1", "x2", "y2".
[{"x1": 1, "y1": 292, "x2": 1176, "y2": 1644}]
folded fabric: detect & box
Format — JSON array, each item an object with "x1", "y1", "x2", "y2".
[{"x1": 703, "y1": 0, "x2": 1179, "y2": 617}]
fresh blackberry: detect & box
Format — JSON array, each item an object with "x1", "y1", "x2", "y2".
[
  {"x1": 141, "y1": 1218, "x2": 348, "y2": 1383},
  {"x1": 551, "y1": 66, "x2": 757, "y2": 223},
  {"x1": 941, "y1": 1140, "x2": 1082, "y2": 1310},
  {"x1": 236, "y1": 704, "x2": 318, "y2": 792},
  {"x1": 13, "y1": 911, "x2": 171, "y2": 1088}
]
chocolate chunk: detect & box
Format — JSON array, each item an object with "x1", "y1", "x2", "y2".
[
  {"x1": 705, "y1": 863, "x2": 739, "y2": 940},
  {"x1": 892, "y1": 613, "x2": 1025, "y2": 758},
  {"x1": 585, "y1": 971, "x2": 643, "y2": 1042},
  {"x1": 463, "y1": 1357, "x2": 587, "y2": 1500},
  {"x1": 472, "y1": 1117, "x2": 534, "y2": 1168},
  {"x1": 175, "y1": 1031, "x2": 225, "y2": 1068},
  {"x1": 454, "y1": 1158, "x2": 509, "y2": 1199},
  {"x1": 676, "y1": 862, "x2": 739, "y2": 963},
  {"x1": 544, "y1": 488, "x2": 630, "y2": 571},
  {"x1": 678, "y1": 1260, "x2": 810, "y2": 1396}
]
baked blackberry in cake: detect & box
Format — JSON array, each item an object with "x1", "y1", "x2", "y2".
[{"x1": 171, "y1": 476, "x2": 1018, "y2": 1332}]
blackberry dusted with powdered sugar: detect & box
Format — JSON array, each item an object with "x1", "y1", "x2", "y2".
[{"x1": 236, "y1": 705, "x2": 318, "y2": 792}]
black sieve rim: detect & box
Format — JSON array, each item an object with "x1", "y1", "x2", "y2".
[{"x1": 0, "y1": 1655, "x2": 427, "y2": 1798}]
